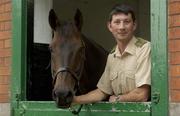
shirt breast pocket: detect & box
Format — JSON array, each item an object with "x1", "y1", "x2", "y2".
[
  {"x1": 110, "y1": 72, "x2": 118, "y2": 81},
  {"x1": 125, "y1": 70, "x2": 136, "y2": 92},
  {"x1": 110, "y1": 72, "x2": 120, "y2": 95}
]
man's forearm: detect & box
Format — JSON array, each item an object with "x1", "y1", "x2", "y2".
[
  {"x1": 73, "y1": 89, "x2": 108, "y2": 105},
  {"x1": 118, "y1": 85, "x2": 150, "y2": 102},
  {"x1": 117, "y1": 92, "x2": 147, "y2": 102},
  {"x1": 110, "y1": 85, "x2": 150, "y2": 102}
]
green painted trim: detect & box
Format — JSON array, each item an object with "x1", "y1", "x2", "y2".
[
  {"x1": 12, "y1": 0, "x2": 23, "y2": 105},
  {"x1": 21, "y1": 0, "x2": 28, "y2": 101},
  {"x1": 15, "y1": 101, "x2": 151, "y2": 116},
  {"x1": 151, "y1": 0, "x2": 168, "y2": 116},
  {"x1": 14, "y1": 110, "x2": 150, "y2": 116},
  {"x1": 11, "y1": 0, "x2": 27, "y2": 114}
]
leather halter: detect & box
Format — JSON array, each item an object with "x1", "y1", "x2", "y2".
[
  {"x1": 51, "y1": 57, "x2": 85, "y2": 115},
  {"x1": 52, "y1": 66, "x2": 81, "y2": 92},
  {"x1": 51, "y1": 39, "x2": 85, "y2": 94},
  {"x1": 51, "y1": 39, "x2": 85, "y2": 115}
]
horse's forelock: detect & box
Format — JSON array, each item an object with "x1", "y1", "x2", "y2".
[{"x1": 56, "y1": 21, "x2": 79, "y2": 40}]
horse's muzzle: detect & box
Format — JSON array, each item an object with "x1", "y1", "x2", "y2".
[{"x1": 53, "y1": 90, "x2": 73, "y2": 108}]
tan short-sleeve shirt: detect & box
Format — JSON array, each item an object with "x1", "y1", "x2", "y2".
[{"x1": 97, "y1": 37, "x2": 151, "y2": 96}]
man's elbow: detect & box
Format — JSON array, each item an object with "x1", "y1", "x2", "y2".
[
  {"x1": 140, "y1": 96, "x2": 149, "y2": 102},
  {"x1": 138, "y1": 92, "x2": 150, "y2": 102},
  {"x1": 137, "y1": 85, "x2": 151, "y2": 102}
]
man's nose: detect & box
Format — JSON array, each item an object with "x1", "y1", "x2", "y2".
[{"x1": 119, "y1": 22, "x2": 125, "y2": 29}]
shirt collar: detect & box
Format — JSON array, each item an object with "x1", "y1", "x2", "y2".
[{"x1": 113, "y1": 36, "x2": 136, "y2": 57}]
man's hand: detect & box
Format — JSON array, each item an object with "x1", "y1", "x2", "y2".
[{"x1": 109, "y1": 95, "x2": 118, "y2": 103}]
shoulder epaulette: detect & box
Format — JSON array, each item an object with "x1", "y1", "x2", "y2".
[
  {"x1": 135, "y1": 38, "x2": 147, "y2": 47},
  {"x1": 110, "y1": 45, "x2": 116, "y2": 54}
]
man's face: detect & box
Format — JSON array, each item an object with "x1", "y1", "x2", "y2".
[{"x1": 107, "y1": 13, "x2": 136, "y2": 42}]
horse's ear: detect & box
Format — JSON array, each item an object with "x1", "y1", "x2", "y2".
[
  {"x1": 74, "y1": 9, "x2": 83, "y2": 31},
  {"x1": 49, "y1": 9, "x2": 59, "y2": 30}
]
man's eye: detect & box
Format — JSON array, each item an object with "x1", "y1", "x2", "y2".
[
  {"x1": 114, "y1": 21, "x2": 120, "y2": 24},
  {"x1": 124, "y1": 20, "x2": 131, "y2": 24}
]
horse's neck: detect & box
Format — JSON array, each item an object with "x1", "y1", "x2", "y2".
[{"x1": 80, "y1": 35, "x2": 108, "y2": 92}]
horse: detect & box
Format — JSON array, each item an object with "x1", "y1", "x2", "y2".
[{"x1": 48, "y1": 9, "x2": 108, "y2": 109}]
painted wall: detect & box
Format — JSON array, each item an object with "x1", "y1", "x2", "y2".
[{"x1": 33, "y1": 0, "x2": 52, "y2": 43}]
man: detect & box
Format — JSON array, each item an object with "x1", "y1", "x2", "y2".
[{"x1": 73, "y1": 4, "x2": 151, "y2": 104}]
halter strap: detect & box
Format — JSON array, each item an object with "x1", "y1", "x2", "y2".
[
  {"x1": 51, "y1": 39, "x2": 85, "y2": 115},
  {"x1": 52, "y1": 38, "x2": 85, "y2": 90},
  {"x1": 53, "y1": 67, "x2": 80, "y2": 87}
]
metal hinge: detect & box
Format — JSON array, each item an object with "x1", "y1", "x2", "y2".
[{"x1": 152, "y1": 92, "x2": 160, "y2": 104}]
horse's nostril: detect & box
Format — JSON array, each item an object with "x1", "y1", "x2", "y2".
[
  {"x1": 67, "y1": 91, "x2": 72, "y2": 97},
  {"x1": 65, "y1": 91, "x2": 73, "y2": 103},
  {"x1": 52, "y1": 90, "x2": 73, "y2": 108}
]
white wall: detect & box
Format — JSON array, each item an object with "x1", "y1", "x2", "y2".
[{"x1": 34, "y1": 0, "x2": 52, "y2": 43}]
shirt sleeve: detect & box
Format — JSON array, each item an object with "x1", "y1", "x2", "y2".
[
  {"x1": 97, "y1": 55, "x2": 113, "y2": 95},
  {"x1": 135, "y1": 42, "x2": 151, "y2": 87}
]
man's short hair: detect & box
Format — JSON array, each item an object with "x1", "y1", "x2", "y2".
[{"x1": 108, "y1": 4, "x2": 136, "y2": 22}]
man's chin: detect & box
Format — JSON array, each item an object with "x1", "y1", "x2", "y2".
[{"x1": 116, "y1": 35, "x2": 132, "y2": 41}]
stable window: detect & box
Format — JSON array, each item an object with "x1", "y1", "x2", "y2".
[{"x1": 11, "y1": 0, "x2": 168, "y2": 116}]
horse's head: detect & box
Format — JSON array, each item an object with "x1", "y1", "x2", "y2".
[{"x1": 48, "y1": 9, "x2": 85, "y2": 108}]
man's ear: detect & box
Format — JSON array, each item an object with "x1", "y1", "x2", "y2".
[
  {"x1": 107, "y1": 22, "x2": 112, "y2": 32},
  {"x1": 133, "y1": 22, "x2": 137, "y2": 31},
  {"x1": 49, "y1": 9, "x2": 59, "y2": 30}
]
